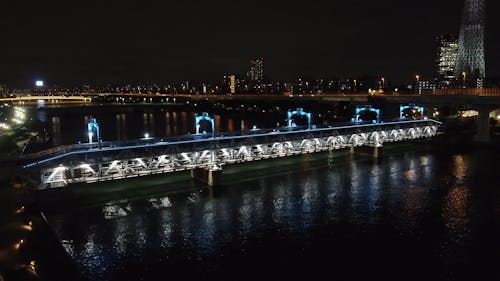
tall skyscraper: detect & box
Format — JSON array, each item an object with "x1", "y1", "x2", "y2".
[
  {"x1": 436, "y1": 35, "x2": 459, "y2": 80},
  {"x1": 247, "y1": 58, "x2": 264, "y2": 82},
  {"x1": 456, "y1": 0, "x2": 486, "y2": 80}
]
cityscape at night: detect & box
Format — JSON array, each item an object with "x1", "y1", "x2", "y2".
[{"x1": 1, "y1": 0, "x2": 500, "y2": 281}]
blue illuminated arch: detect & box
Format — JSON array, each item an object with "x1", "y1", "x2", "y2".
[
  {"x1": 87, "y1": 118, "x2": 100, "y2": 144},
  {"x1": 287, "y1": 108, "x2": 312, "y2": 130},
  {"x1": 195, "y1": 112, "x2": 215, "y2": 138},
  {"x1": 355, "y1": 106, "x2": 381, "y2": 123},
  {"x1": 400, "y1": 104, "x2": 424, "y2": 120}
]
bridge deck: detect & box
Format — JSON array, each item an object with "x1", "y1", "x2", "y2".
[
  {"x1": 25, "y1": 119, "x2": 441, "y2": 168},
  {"x1": 30, "y1": 119, "x2": 442, "y2": 188}
]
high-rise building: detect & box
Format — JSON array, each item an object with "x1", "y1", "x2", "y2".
[
  {"x1": 436, "y1": 35, "x2": 459, "y2": 86},
  {"x1": 247, "y1": 58, "x2": 264, "y2": 82},
  {"x1": 222, "y1": 74, "x2": 238, "y2": 94},
  {"x1": 229, "y1": 75, "x2": 236, "y2": 94},
  {"x1": 456, "y1": 0, "x2": 486, "y2": 81}
]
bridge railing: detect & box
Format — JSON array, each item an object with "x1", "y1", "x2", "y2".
[
  {"x1": 24, "y1": 119, "x2": 442, "y2": 168},
  {"x1": 420, "y1": 88, "x2": 500, "y2": 96},
  {"x1": 37, "y1": 121, "x2": 442, "y2": 188},
  {"x1": 23, "y1": 143, "x2": 102, "y2": 160}
]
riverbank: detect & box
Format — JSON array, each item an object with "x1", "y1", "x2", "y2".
[{"x1": 0, "y1": 171, "x2": 85, "y2": 281}]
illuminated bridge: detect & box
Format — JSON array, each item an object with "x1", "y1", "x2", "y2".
[
  {"x1": 24, "y1": 112, "x2": 441, "y2": 189},
  {"x1": 0, "y1": 95, "x2": 92, "y2": 104}
]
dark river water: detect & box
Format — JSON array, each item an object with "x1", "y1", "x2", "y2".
[
  {"x1": 40, "y1": 145, "x2": 500, "y2": 281},
  {"x1": 25, "y1": 105, "x2": 500, "y2": 280},
  {"x1": 37, "y1": 105, "x2": 286, "y2": 145}
]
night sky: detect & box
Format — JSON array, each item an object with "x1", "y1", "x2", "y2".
[{"x1": 1, "y1": 0, "x2": 499, "y2": 88}]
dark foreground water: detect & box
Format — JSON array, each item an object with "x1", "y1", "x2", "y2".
[{"x1": 41, "y1": 147, "x2": 500, "y2": 281}]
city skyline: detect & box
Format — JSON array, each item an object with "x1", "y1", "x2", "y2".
[{"x1": 1, "y1": 0, "x2": 500, "y2": 88}]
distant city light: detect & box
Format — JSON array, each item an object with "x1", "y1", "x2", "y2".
[
  {"x1": 35, "y1": 80, "x2": 44, "y2": 87},
  {"x1": 458, "y1": 110, "x2": 479, "y2": 118},
  {"x1": 0, "y1": 123, "x2": 10, "y2": 130}
]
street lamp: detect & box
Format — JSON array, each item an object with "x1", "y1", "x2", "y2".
[
  {"x1": 462, "y1": 71, "x2": 467, "y2": 88},
  {"x1": 415, "y1": 75, "x2": 421, "y2": 95}
]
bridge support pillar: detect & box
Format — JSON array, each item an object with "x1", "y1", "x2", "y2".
[
  {"x1": 352, "y1": 145, "x2": 383, "y2": 159},
  {"x1": 474, "y1": 107, "x2": 491, "y2": 143},
  {"x1": 191, "y1": 167, "x2": 222, "y2": 187}
]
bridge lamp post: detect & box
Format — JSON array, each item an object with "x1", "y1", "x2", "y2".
[{"x1": 462, "y1": 71, "x2": 467, "y2": 88}]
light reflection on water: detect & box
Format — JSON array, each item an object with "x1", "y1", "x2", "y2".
[
  {"x1": 37, "y1": 106, "x2": 283, "y2": 145},
  {"x1": 46, "y1": 149, "x2": 500, "y2": 281}
]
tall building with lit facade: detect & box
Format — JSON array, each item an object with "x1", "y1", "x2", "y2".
[
  {"x1": 436, "y1": 35, "x2": 459, "y2": 87},
  {"x1": 247, "y1": 58, "x2": 264, "y2": 82},
  {"x1": 223, "y1": 74, "x2": 238, "y2": 94},
  {"x1": 456, "y1": 0, "x2": 486, "y2": 82},
  {"x1": 229, "y1": 75, "x2": 236, "y2": 94}
]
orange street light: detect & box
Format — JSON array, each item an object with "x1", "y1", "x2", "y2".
[{"x1": 415, "y1": 75, "x2": 421, "y2": 94}]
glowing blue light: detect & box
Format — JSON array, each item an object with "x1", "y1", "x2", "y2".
[
  {"x1": 400, "y1": 104, "x2": 424, "y2": 120},
  {"x1": 287, "y1": 108, "x2": 313, "y2": 130},
  {"x1": 87, "y1": 118, "x2": 100, "y2": 144},
  {"x1": 195, "y1": 112, "x2": 215, "y2": 138},
  {"x1": 355, "y1": 105, "x2": 381, "y2": 123},
  {"x1": 35, "y1": 80, "x2": 44, "y2": 87}
]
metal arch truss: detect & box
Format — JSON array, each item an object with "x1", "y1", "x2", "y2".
[
  {"x1": 287, "y1": 108, "x2": 312, "y2": 129},
  {"x1": 40, "y1": 124, "x2": 439, "y2": 188},
  {"x1": 195, "y1": 112, "x2": 215, "y2": 138},
  {"x1": 87, "y1": 118, "x2": 100, "y2": 144},
  {"x1": 355, "y1": 106, "x2": 381, "y2": 123},
  {"x1": 400, "y1": 104, "x2": 424, "y2": 120}
]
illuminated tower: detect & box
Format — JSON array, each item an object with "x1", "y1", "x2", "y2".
[{"x1": 456, "y1": 0, "x2": 486, "y2": 81}]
